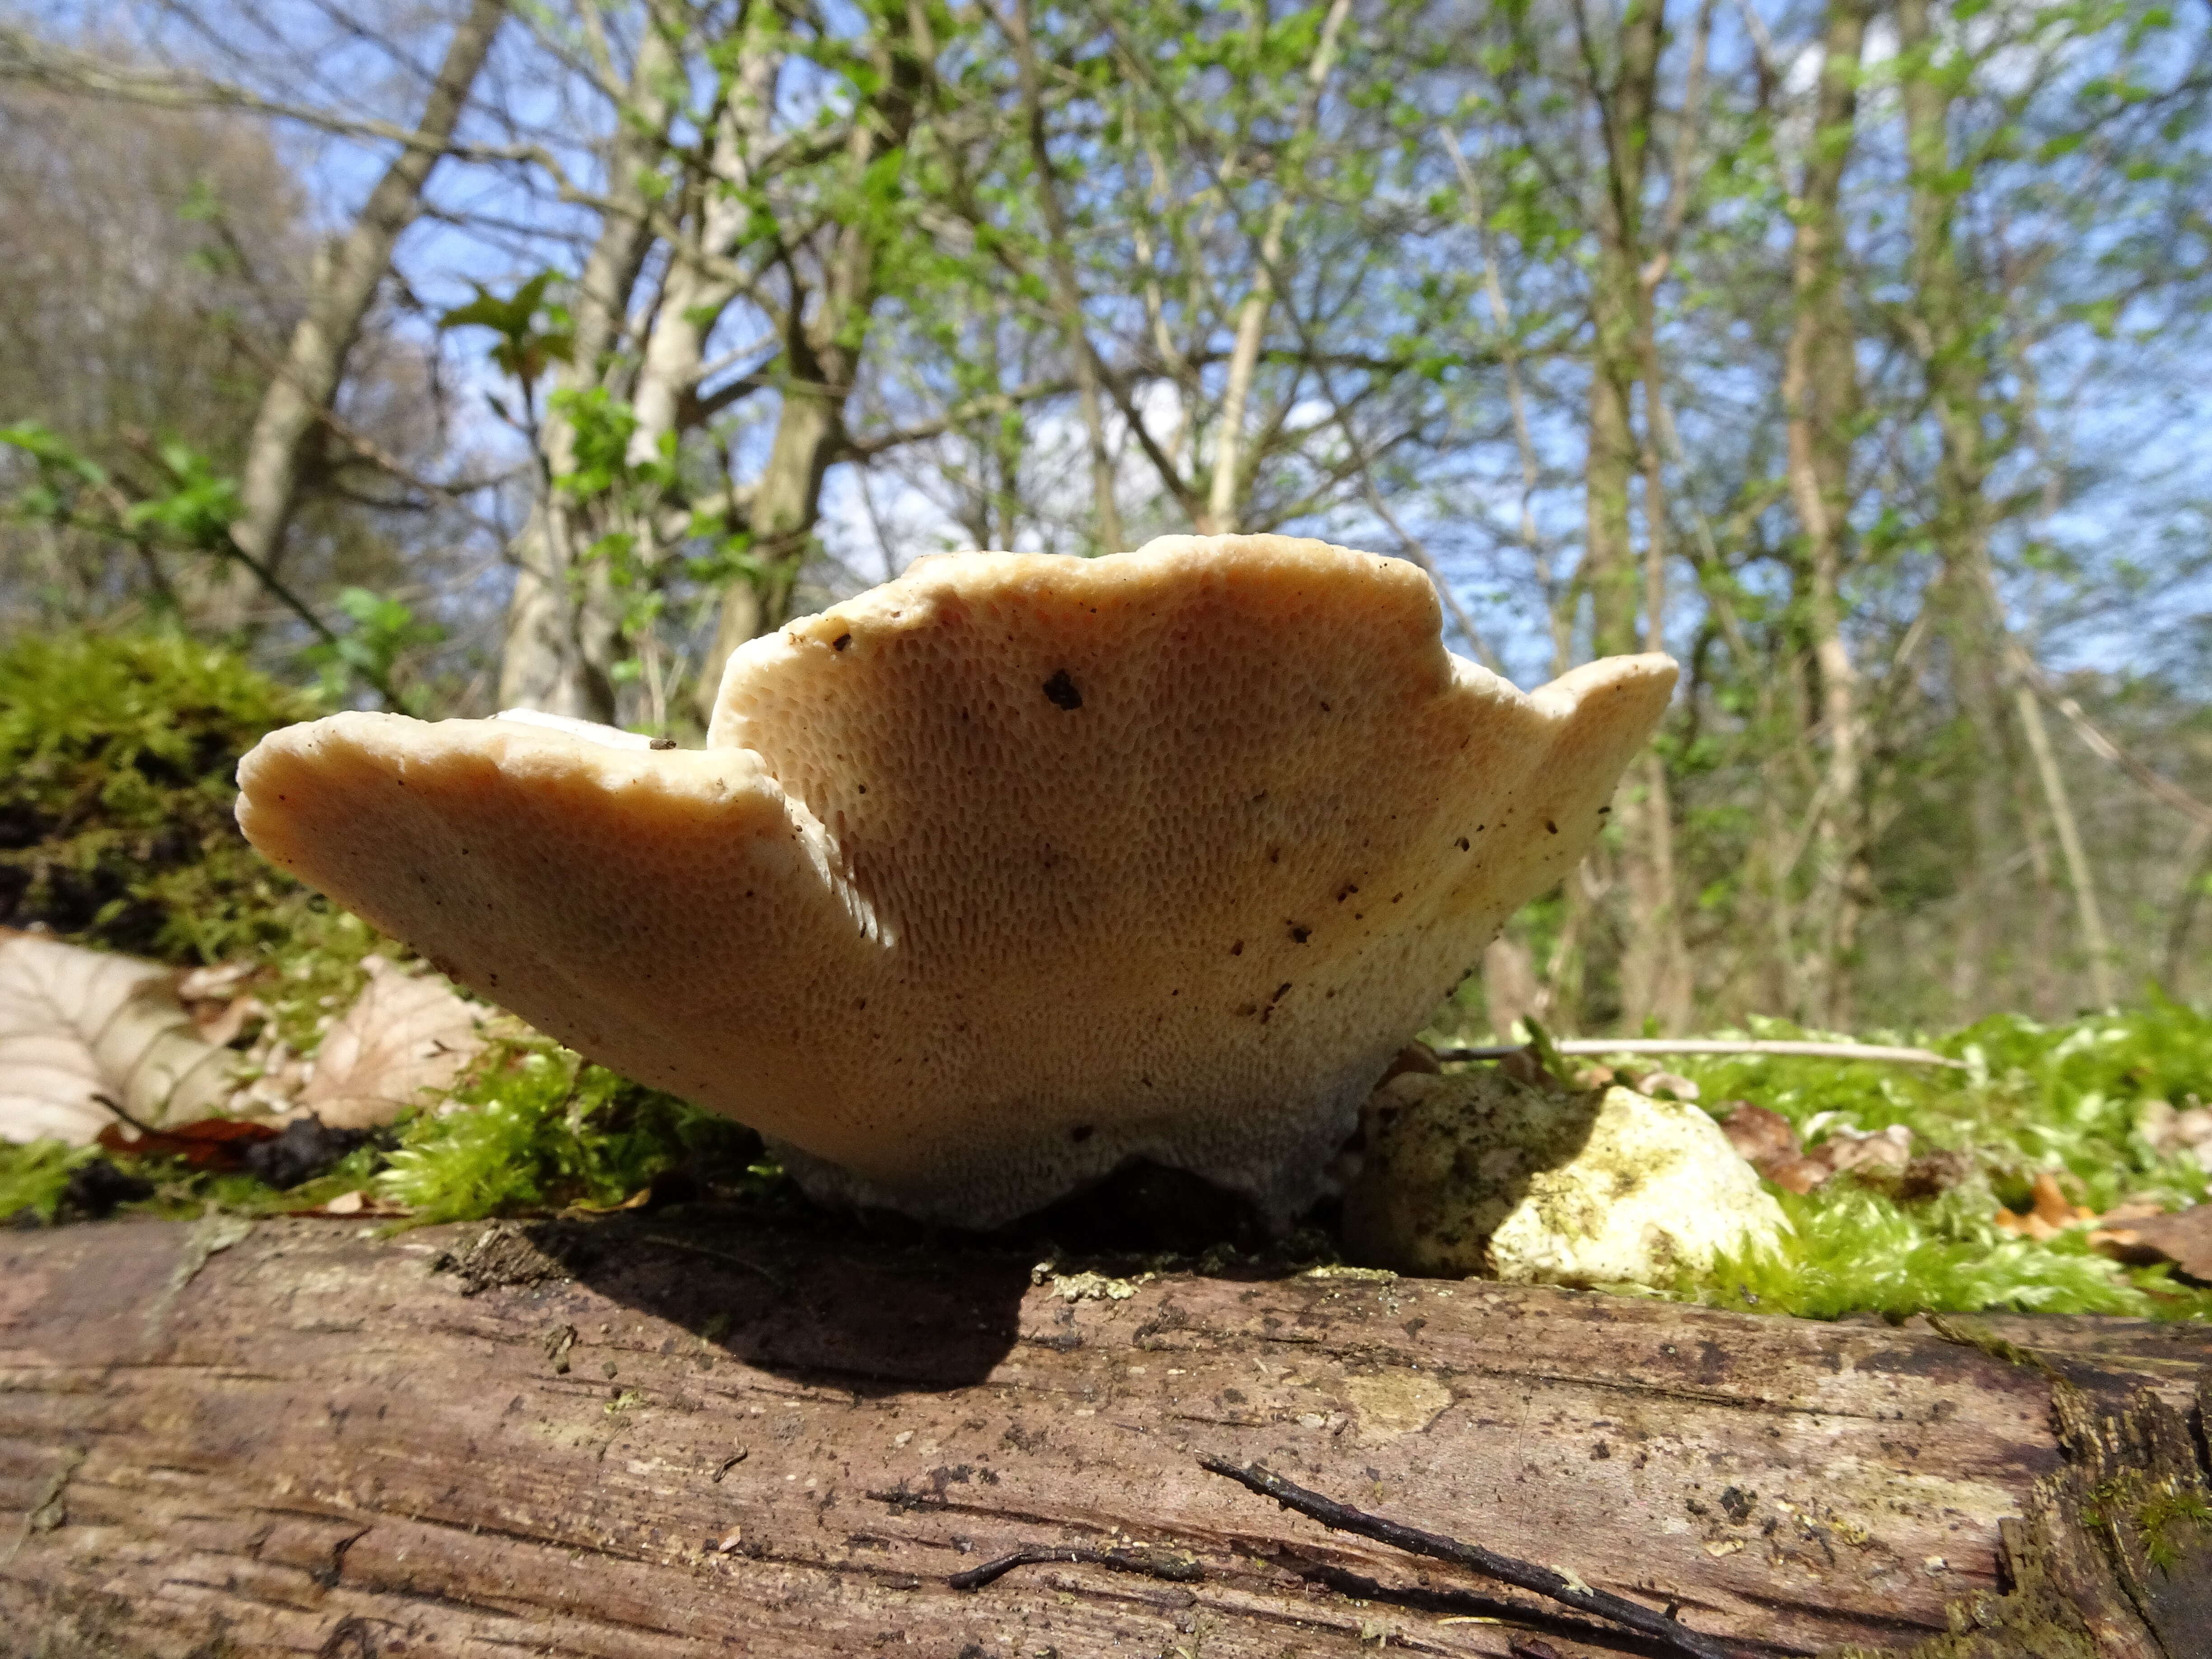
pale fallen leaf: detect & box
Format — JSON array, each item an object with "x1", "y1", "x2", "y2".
[
  {"x1": 1818, "y1": 1124, "x2": 1914, "y2": 1176},
  {"x1": 176, "y1": 961, "x2": 256, "y2": 1004},
  {"x1": 177, "y1": 961, "x2": 260, "y2": 1045},
  {"x1": 298, "y1": 956, "x2": 488, "y2": 1128},
  {"x1": 2138, "y1": 1100, "x2": 2212, "y2": 1173},
  {"x1": 0, "y1": 929, "x2": 235, "y2": 1143},
  {"x1": 284, "y1": 1186, "x2": 409, "y2": 1219}
]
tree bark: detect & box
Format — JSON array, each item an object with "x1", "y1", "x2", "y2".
[
  {"x1": 3, "y1": 1213, "x2": 2208, "y2": 1657},
  {"x1": 207, "y1": 0, "x2": 506, "y2": 637},
  {"x1": 1782, "y1": 0, "x2": 1870, "y2": 1030}
]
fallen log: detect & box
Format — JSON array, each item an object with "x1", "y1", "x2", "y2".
[{"x1": 1, "y1": 1210, "x2": 2207, "y2": 1657}]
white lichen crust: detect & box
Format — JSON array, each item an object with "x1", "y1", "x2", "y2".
[
  {"x1": 236, "y1": 535, "x2": 1675, "y2": 1228},
  {"x1": 1344, "y1": 1071, "x2": 1790, "y2": 1286}
]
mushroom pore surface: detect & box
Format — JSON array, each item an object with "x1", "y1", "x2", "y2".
[{"x1": 236, "y1": 534, "x2": 1676, "y2": 1227}]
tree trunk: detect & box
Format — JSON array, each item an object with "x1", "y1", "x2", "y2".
[
  {"x1": 605, "y1": 39, "x2": 782, "y2": 727},
  {"x1": 1010, "y1": 0, "x2": 1123, "y2": 555},
  {"x1": 2165, "y1": 819, "x2": 2212, "y2": 993},
  {"x1": 1203, "y1": 0, "x2": 1353, "y2": 535},
  {"x1": 1782, "y1": 0, "x2": 1870, "y2": 1031},
  {"x1": 4, "y1": 1213, "x2": 2208, "y2": 1657},
  {"x1": 207, "y1": 0, "x2": 506, "y2": 637},
  {"x1": 694, "y1": 372, "x2": 844, "y2": 724},
  {"x1": 1898, "y1": 0, "x2": 2012, "y2": 1022},
  {"x1": 694, "y1": 9, "x2": 928, "y2": 716},
  {"x1": 496, "y1": 16, "x2": 684, "y2": 723},
  {"x1": 1581, "y1": 0, "x2": 1681, "y2": 1033}
]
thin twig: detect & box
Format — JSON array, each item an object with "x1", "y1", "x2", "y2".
[
  {"x1": 1199, "y1": 1457, "x2": 1745, "y2": 1659},
  {"x1": 90, "y1": 1092, "x2": 166, "y2": 1137},
  {"x1": 1433, "y1": 1039, "x2": 1963, "y2": 1068},
  {"x1": 2031, "y1": 671, "x2": 2212, "y2": 832},
  {"x1": 949, "y1": 1542, "x2": 1201, "y2": 1592},
  {"x1": 638, "y1": 1233, "x2": 788, "y2": 1292}
]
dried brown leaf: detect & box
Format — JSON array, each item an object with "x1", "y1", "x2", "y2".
[
  {"x1": 1995, "y1": 1171, "x2": 2096, "y2": 1240},
  {"x1": 2093, "y1": 1204, "x2": 2212, "y2": 1281},
  {"x1": 1720, "y1": 1103, "x2": 1799, "y2": 1167},
  {"x1": 95, "y1": 1117, "x2": 279, "y2": 1170},
  {"x1": 1764, "y1": 1155, "x2": 1833, "y2": 1196}
]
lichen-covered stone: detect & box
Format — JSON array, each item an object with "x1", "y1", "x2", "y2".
[{"x1": 1342, "y1": 1070, "x2": 1788, "y2": 1286}]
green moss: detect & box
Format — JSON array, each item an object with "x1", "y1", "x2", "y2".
[
  {"x1": 2083, "y1": 1473, "x2": 2212, "y2": 1571},
  {"x1": 1651, "y1": 1000, "x2": 2212, "y2": 1321},
  {"x1": 376, "y1": 1035, "x2": 764, "y2": 1223},
  {"x1": 1660, "y1": 998, "x2": 2211, "y2": 1209},
  {"x1": 1697, "y1": 1184, "x2": 2194, "y2": 1319},
  {"x1": 0, "y1": 628, "x2": 420, "y2": 1077},
  {"x1": 0, "y1": 629, "x2": 320, "y2": 964},
  {"x1": 0, "y1": 1139, "x2": 99, "y2": 1221}
]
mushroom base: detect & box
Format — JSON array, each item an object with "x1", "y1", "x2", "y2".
[{"x1": 760, "y1": 1058, "x2": 1379, "y2": 1234}]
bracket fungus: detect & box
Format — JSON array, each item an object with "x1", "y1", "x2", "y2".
[{"x1": 236, "y1": 535, "x2": 1675, "y2": 1228}]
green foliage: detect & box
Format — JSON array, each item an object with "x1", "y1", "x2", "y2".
[
  {"x1": 438, "y1": 272, "x2": 574, "y2": 399},
  {"x1": 1672, "y1": 1001, "x2": 2212, "y2": 1209},
  {"x1": 2, "y1": 422, "x2": 239, "y2": 559},
  {"x1": 122, "y1": 440, "x2": 243, "y2": 553},
  {"x1": 0, "y1": 1139, "x2": 98, "y2": 1222},
  {"x1": 376, "y1": 1037, "x2": 762, "y2": 1224},
  {"x1": 0, "y1": 630, "x2": 322, "y2": 963},
  {"x1": 0, "y1": 420, "x2": 112, "y2": 525},
  {"x1": 300, "y1": 587, "x2": 445, "y2": 715}
]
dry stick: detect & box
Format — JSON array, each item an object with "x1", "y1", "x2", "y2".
[
  {"x1": 1433, "y1": 1037, "x2": 1963, "y2": 1068},
  {"x1": 950, "y1": 1542, "x2": 1202, "y2": 1592},
  {"x1": 1199, "y1": 1457, "x2": 1746, "y2": 1659}
]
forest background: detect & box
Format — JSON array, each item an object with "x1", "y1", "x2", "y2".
[{"x1": 1, "y1": 0, "x2": 2207, "y2": 1042}]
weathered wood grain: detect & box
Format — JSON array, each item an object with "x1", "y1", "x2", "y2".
[{"x1": 1, "y1": 1212, "x2": 2206, "y2": 1658}]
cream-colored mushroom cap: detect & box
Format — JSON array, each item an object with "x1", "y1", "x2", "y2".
[{"x1": 236, "y1": 534, "x2": 1676, "y2": 1227}]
